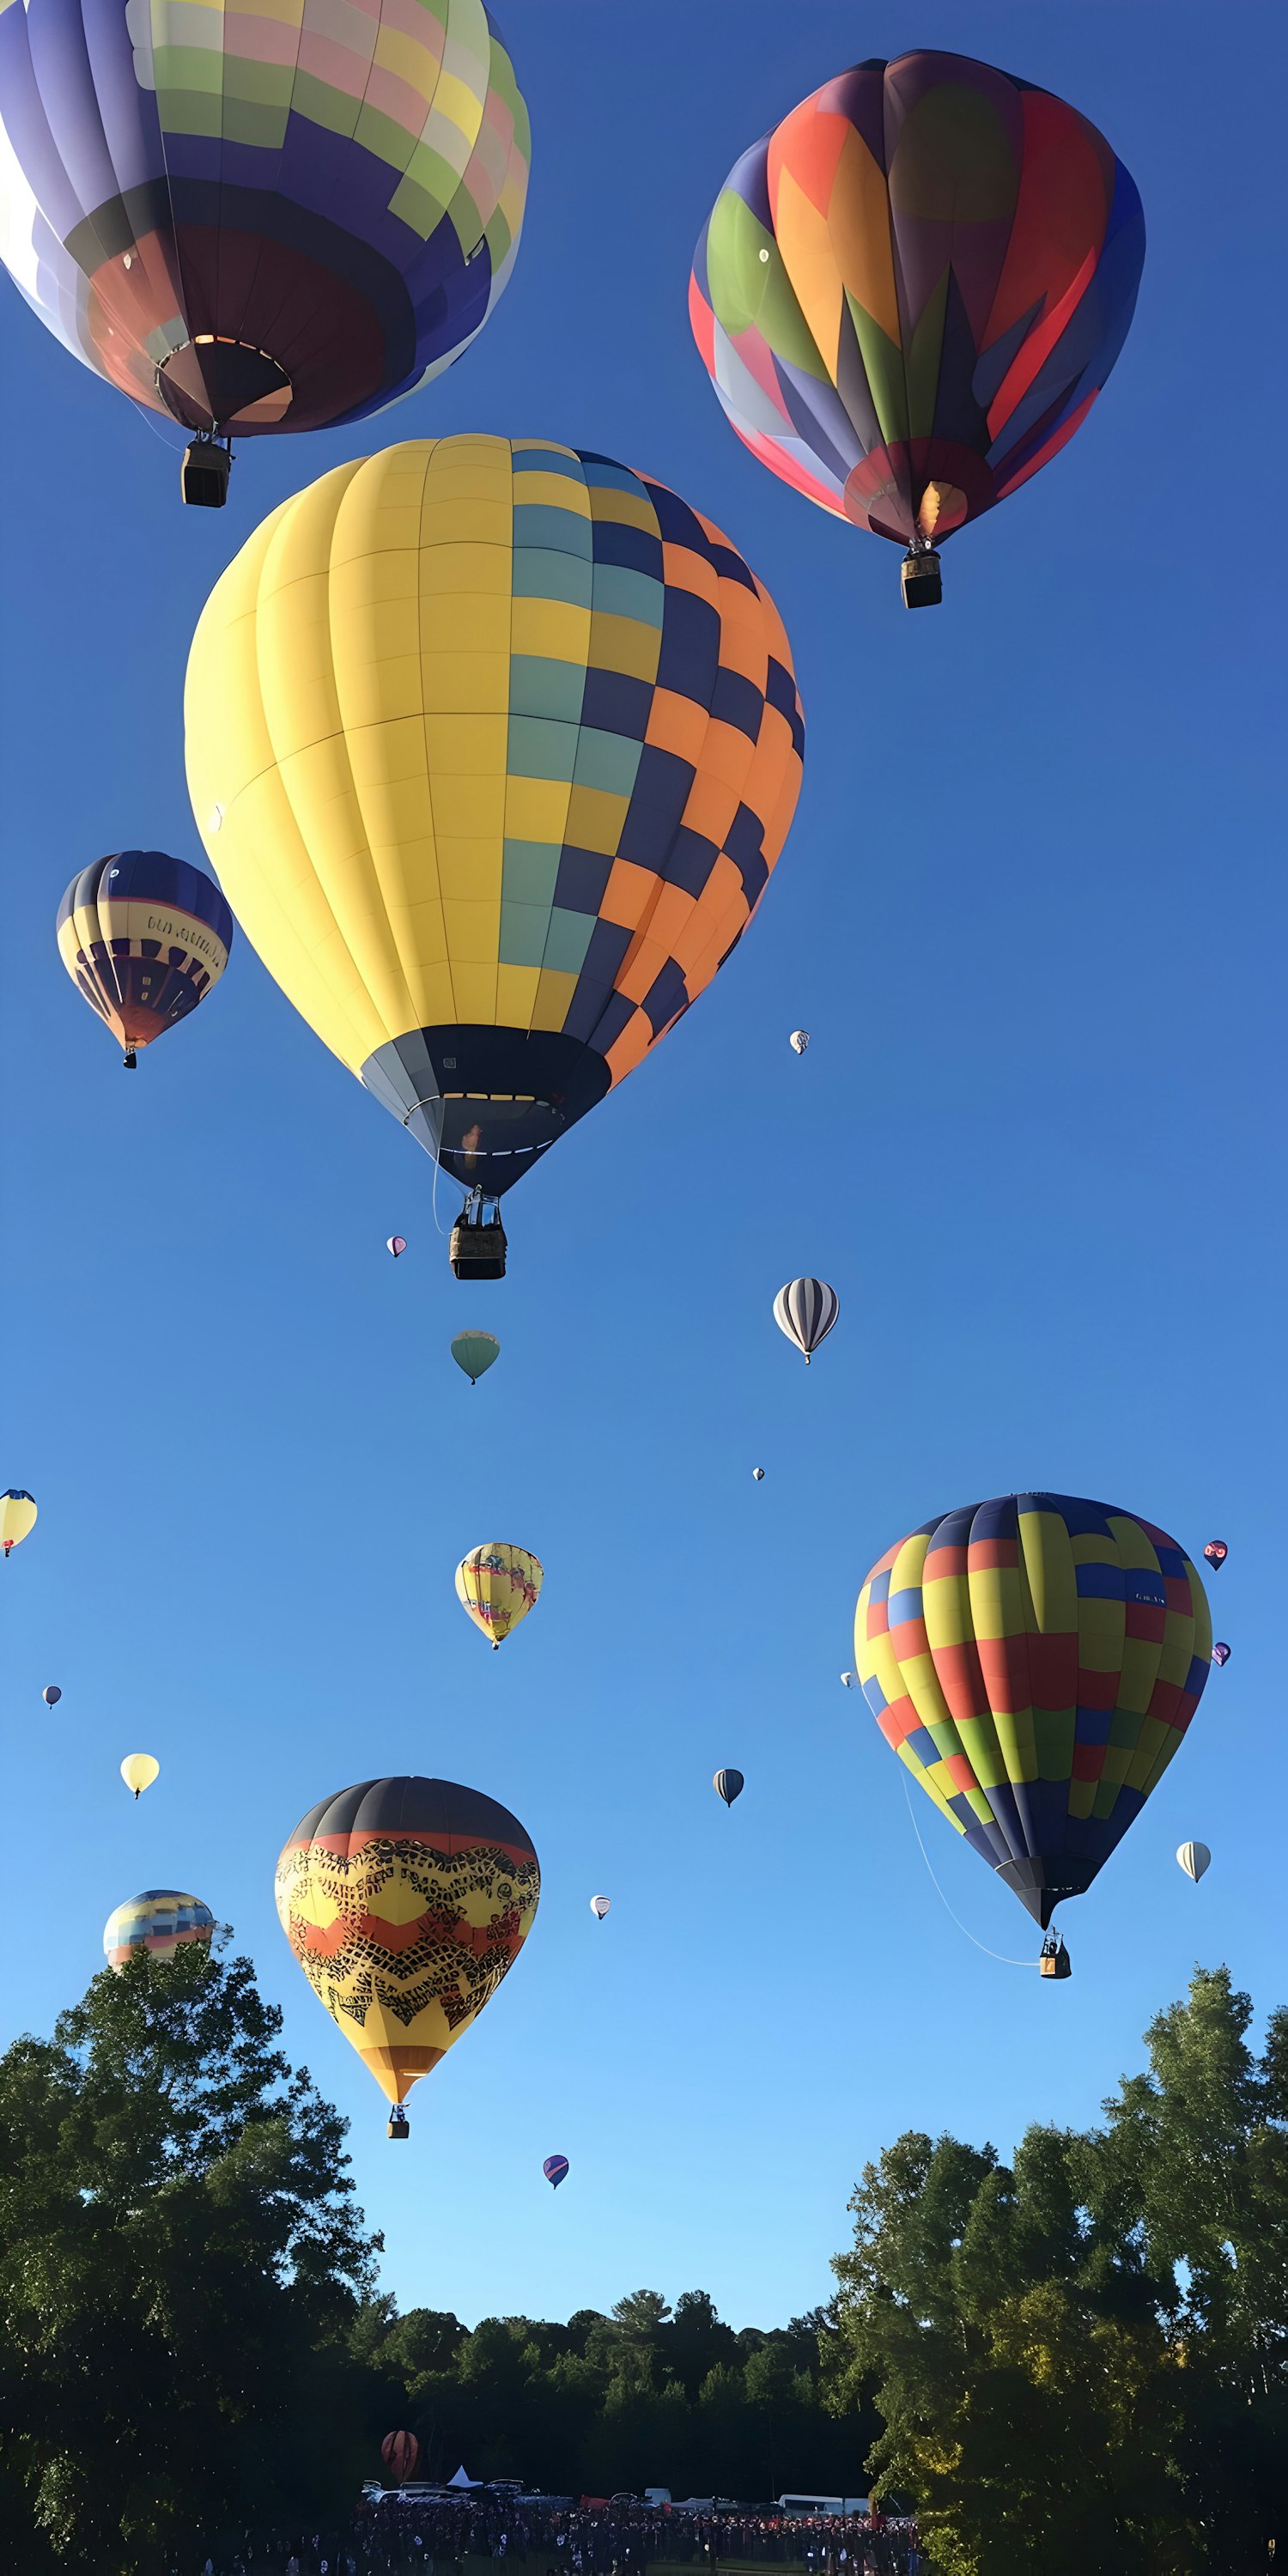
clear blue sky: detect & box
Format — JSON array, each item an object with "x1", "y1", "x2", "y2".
[{"x1": 2, "y1": 2, "x2": 1284, "y2": 2334}]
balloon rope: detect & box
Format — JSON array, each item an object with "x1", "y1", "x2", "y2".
[
  {"x1": 902, "y1": 1777, "x2": 1042, "y2": 1967},
  {"x1": 430, "y1": 1147, "x2": 447, "y2": 1236}
]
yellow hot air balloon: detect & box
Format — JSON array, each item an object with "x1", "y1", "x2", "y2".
[
  {"x1": 184, "y1": 436, "x2": 805, "y2": 1274},
  {"x1": 120, "y1": 1753, "x2": 160, "y2": 1800},
  {"x1": 2, "y1": 1490, "x2": 37, "y2": 1558},
  {"x1": 455, "y1": 1543, "x2": 543, "y2": 1649},
  {"x1": 276, "y1": 1776, "x2": 540, "y2": 2136}
]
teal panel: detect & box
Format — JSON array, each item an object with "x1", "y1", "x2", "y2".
[
  {"x1": 499, "y1": 902, "x2": 553, "y2": 969},
  {"x1": 572, "y1": 726, "x2": 643, "y2": 798},
  {"x1": 513, "y1": 446, "x2": 586, "y2": 482},
  {"x1": 541, "y1": 908, "x2": 597, "y2": 974},
  {"x1": 501, "y1": 841, "x2": 561, "y2": 906},
  {"x1": 512, "y1": 548, "x2": 593, "y2": 608},
  {"x1": 507, "y1": 714, "x2": 579, "y2": 782},
  {"x1": 512, "y1": 502, "x2": 592, "y2": 557},
  {"x1": 590, "y1": 562, "x2": 665, "y2": 625},
  {"x1": 508, "y1": 655, "x2": 586, "y2": 722}
]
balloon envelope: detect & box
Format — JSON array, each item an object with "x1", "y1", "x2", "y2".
[
  {"x1": 751, "y1": 1467, "x2": 765, "y2": 1481},
  {"x1": 714, "y1": 1768, "x2": 744, "y2": 1807},
  {"x1": 120, "y1": 1753, "x2": 160, "y2": 1799},
  {"x1": 455, "y1": 1544, "x2": 543, "y2": 1647},
  {"x1": 1212, "y1": 1641, "x2": 1231, "y2": 1666},
  {"x1": 185, "y1": 439, "x2": 804, "y2": 1207},
  {"x1": 0, "y1": 0, "x2": 529, "y2": 447},
  {"x1": 1203, "y1": 1540, "x2": 1228, "y2": 1569},
  {"x1": 42, "y1": 1685, "x2": 61, "y2": 1707},
  {"x1": 1, "y1": 1490, "x2": 36, "y2": 1557},
  {"x1": 386, "y1": 1236, "x2": 407, "y2": 1258},
  {"x1": 773, "y1": 1278, "x2": 839, "y2": 1362},
  {"x1": 1176, "y1": 1841, "x2": 1211, "y2": 1884},
  {"x1": 690, "y1": 51, "x2": 1145, "y2": 562},
  {"x1": 103, "y1": 1889, "x2": 214, "y2": 1972},
  {"x1": 452, "y1": 1332, "x2": 501, "y2": 1386},
  {"x1": 543, "y1": 2154, "x2": 569, "y2": 2188},
  {"x1": 590, "y1": 1894, "x2": 611, "y2": 1919},
  {"x1": 57, "y1": 854, "x2": 233, "y2": 1060},
  {"x1": 276, "y1": 1777, "x2": 539, "y2": 2111},
  {"x1": 789, "y1": 1030, "x2": 809, "y2": 1053},
  {"x1": 381, "y1": 2432, "x2": 420, "y2": 2483},
  {"x1": 855, "y1": 1494, "x2": 1212, "y2": 1927}
]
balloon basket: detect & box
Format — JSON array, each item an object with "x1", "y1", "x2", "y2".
[
  {"x1": 1039, "y1": 1937, "x2": 1072, "y2": 1981},
  {"x1": 386, "y1": 2109, "x2": 410, "y2": 2141},
  {"x1": 449, "y1": 1213, "x2": 507, "y2": 1280},
  {"x1": 181, "y1": 437, "x2": 231, "y2": 508},
  {"x1": 901, "y1": 547, "x2": 942, "y2": 608}
]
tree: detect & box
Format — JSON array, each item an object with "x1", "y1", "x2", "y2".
[
  {"x1": 0, "y1": 1939, "x2": 376, "y2": 2572},
  {"x1": 825, "y1": 1967, "x2": 1288, "y2": 2576}
]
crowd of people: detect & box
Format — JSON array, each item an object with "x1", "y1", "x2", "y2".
[{"x1": 183, "y1": 2494, "x2": 924, "y2": 2576}]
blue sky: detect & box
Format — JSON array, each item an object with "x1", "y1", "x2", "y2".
[{"x1": 2, "y1": 1, "x2": 1285, "y2": 2335}]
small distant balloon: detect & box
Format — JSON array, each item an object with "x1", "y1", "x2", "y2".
[
  {"x1": 1203, "y1": 1540, "x2": 1228, "y2": 1571},
  {"x1": 590, "y1": 1895, "x2": 611, "y2": 1920},
  {"x1": 42, "y1": 1685, "x2": 62, "y2": 1707},
  {"x1": 2, "y1": 1490, "x2": 37, "y2": 1558},
  {"x1": 840, "y1": 1671, "x2": 855, "y2": 1688},
  {"x1": 386, "y1": 1236, "x2": 407, "y2": 1258},
  {"x1": 1176, "y1": 1842, "x2": 1211, "y2": 1884},
  {"x1": 455, "y1": 1544, "x2": 543, "y2": 1648},
  {"x1": 1212, "y1": 1642, "x2": 1231, "y2": 1667},
  {"x1": 381, "y1": 2432, "x2": 420, "y2": 2484},
  {"x1": 751, "y1": 1467, "x2": 765, "y2": 1482},
  {"x1": 773, "y1": 1278, "x2": 839, "y2": 1364},
  {"x1": 714, "y1": 1768, "x2": 744, "y2": 1807},
  {"x1": 103, "y1": 1889, "x2": 214, "y2": 1971},
  {"x1": 543, "y1": 2153, "x2": 569, "y2": 2190},
  {"x1": 121, "y1": 1753, "x2": 160, "y2": 1800},
  {"x1": 451, "y1": 1331, "x2": 501, "y2": 1387},
  {"x1": 789, "y1": 1030, "x2": 810, "y2": 1054}
]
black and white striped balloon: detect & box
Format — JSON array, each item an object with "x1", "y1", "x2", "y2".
[{"x1": 773, "y1": 1276, "x2": 839, "y2": 1364}]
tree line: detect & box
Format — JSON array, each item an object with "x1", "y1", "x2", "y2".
[{"x1": 0, "y1": 1944, "x2": 1283, "y2": 2572}]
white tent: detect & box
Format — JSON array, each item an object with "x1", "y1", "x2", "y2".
[{"x1": 449, "y1": 2467, "x2": 479, "y2": 2488}]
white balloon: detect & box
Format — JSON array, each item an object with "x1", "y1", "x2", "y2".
[
  {"x1": 751, "y1": 1467, "x2": 765, "y2": 1481},
  {"x1": 590, "y1": 1894, "x2": 611, "y2": 1919},
  {"x1": 1176, "y1": 1841, "x2": 1211, "y2": 1884},
  {"x1": 773, "y1": 1277, "x2": 839, "y2": 1363},
  {"x1": 788, "y1": 1029, "x2": 810, "y2": 1054}
]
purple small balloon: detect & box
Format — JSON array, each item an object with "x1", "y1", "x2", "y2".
[
  {"x1": 1212, "y1": 1642, "x2": 1231, "y2": 1667},
  {"x1": 543, "y1": 2154, "x2": 569, "y2": 2190}
]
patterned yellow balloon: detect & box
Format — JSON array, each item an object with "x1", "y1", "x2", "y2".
[
  {"x1": 275, "y1": 1777, "x2": 540, "y2": 2126},
  {"x1": 455, "y1": 1542, "x2": 543, "y2": 1649},
  {"x1": 1, "y1": 1490, "x2": 37, "y2": 1558}
]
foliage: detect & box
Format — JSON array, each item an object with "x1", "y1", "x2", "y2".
[
  {"x1": 0, "y1": 1940, "x2": 377, "y2": 2572},
  {"x1": 825, "y1": 1968, "x2": 1288, "y2": 2575}
]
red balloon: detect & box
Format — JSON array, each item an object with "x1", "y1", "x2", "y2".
[{"x1": 381, "y1": 2430, "x2": 419, "y2": 2482}]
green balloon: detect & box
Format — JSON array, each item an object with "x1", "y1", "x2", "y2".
[{"x1": 451, "y1": 1331, "x2": 501, "y2": 1386}]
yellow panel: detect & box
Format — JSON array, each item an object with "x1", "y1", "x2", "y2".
[
  {"x1": 424, "y1": 711, "x2": 507, "y2": 775},
  {"x1": 420, "y1": 499, "x2": 513, "y2": 546},
  {"x1": 511, "y1": 597, "x2": 591, "y2": 663},
  {"x1": 452, "y1": 962, "x2": 501, "y2": 1019},
  {"x1": 1017, "y1": 1507, "x2": 1077, "y2": 1632},
  {"x1": 588, "y1": 487, "x2": 657, "y2": 531},
  {"x1": 495, "y1": 963, "x2": 541, "y2": 1026},
  {"x1": 338, "y1": 652, "x2": 424, "y2": 732},
  {"x1": 772, "y1": 164, "x2": 841, "y2": 369},
  {"x1": 564, "y1": 783, "x2": 629, "y2": 854},
  {"x1": 513, "y1": 470, "x2": 591, "y2": 513},
  {"x1": 420, "y1": 544, "x2": 513, "y2": 597},
  {"x1": 503, "y1": 775, "x2": 574, "y2": 842},
  {"x1": 531, "y1": 967, "x2": 578, "y2": 1030},
  {"x1": 827, "y1": 124, "x2": 902, "y2": 341},
  {"x1": 586, "y1": 611, "x2": 661, "y2": 681},
  {"x1": 428, "y1": 774, "x2": 507, "y2": 835},
  {"x1": 436, "y1": 839, "x2": 502, "y2": 901},
  {"x1": 423, "y1": 595, "x2": 513, "y2": 654},
  {"x1": 418, "y1": 652, "x2": 509, "y2": 715},
  {"x1": 442, "y1": 899, "x2": 501, "y2": 964}
]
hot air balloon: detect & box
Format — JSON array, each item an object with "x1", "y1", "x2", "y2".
[
  {"x1": 452, "y1": 1332, "x2": 501, "y2": 1387},
  {"x1": 381, "y1": 2432, "x2": 420, "y2": 2486},
  {"x1": 454, "y1": 1544, "x2": 543, "y2": 1648},
  {"x1": 102, "y1": 1889, "x2": 215, "y2": 1973},
  {"x1": 1203, "y1": 1540, "x2": 1228, "y2": 1571},
  {"x1": 1176, "y1": 1842, "x2": 1211, "y2": 1885},
  {"x1": 1212, "y1": 1641, "x2": 1231, "y2": 1667},
  {"x1": 543, "y1": 2154, "x2": 569, "y2": 2189},
  {"x1": 276, "y1": 1776, "x2": 539, "y2": 2136},
  {"x1": 56, "y1": 854, "x2": 234, "y2": 1067},
  {"x1": 773, "y1": 1278, "x2": 839, "y2": 1363},
  {"x1": 751, "y1": 1467, "x2": 765, "y2": 1481},
  {"x1": 1, "y1": 1491, "x2": 36, "y2": 1558},
  {"x1": 590, "y1": 1894, "x2": 611, "y2": 1920},
  {"x1": 854, "y1": 1493, "x2": 1212, "y2": 1961},
  {"x1": 120, "y1": 1753, "x2": 160, "y2": 1800},
  {"x1": 0, "y1": 0, "x2": 530, "y2": 505},
  {"x1": 185, "y1": 438, "x2": 805, "y2": 1275},
  {"x1": 714, "y1": 1768, "x2": 744, "y2": 1807},
  {"x1": 789, "y1": 1030, "x2": 809, "y2": 1054},
  {"x1": 841, "y1": 1671, "x2": 855, "y2": 1688},
  {"x1": 387, "y1": 1236, "x2": 407, "y2": 1259},
  {"x1": 690, "y1": 51, "x2": 1145, "y2": 606},
  {"x1": 42, "y1": 1685, "x2": 61, "y2": 1708}
]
